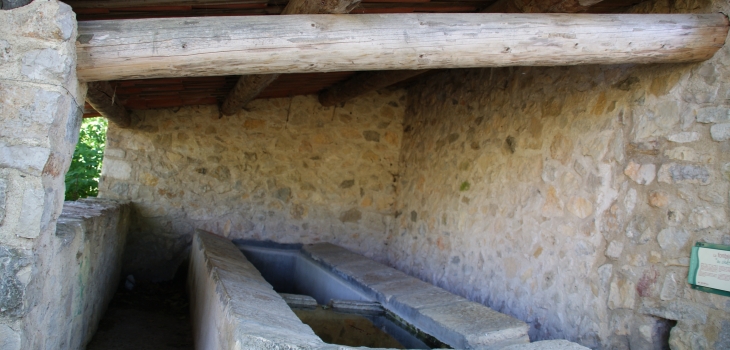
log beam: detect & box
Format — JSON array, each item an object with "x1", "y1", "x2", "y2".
[
  {"x1": 85, "y1": 82, "x2": 132, "y2": 128},
  {"x1": 317, "y1": 0, "x2": 607, "y2": 107},
  {"x1": 76, "y1": 13, "x2": 730, "y2": 82},
  {"x1": 220, "y1": 0, "x2": 361, "y2": 116},
  {"x1": 319, "y1": 69, "x2": 427, "y2": 107},
  {"x1": 220, "y1": 74, "x2": 279, "y2": 115}
]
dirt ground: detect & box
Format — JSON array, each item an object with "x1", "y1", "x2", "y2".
[{"x1": 86, "y1": 269, "x2": 193, "y2": 350}]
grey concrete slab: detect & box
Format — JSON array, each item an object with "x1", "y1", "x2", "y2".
[
  {"x1": 279, "y1": 293, "x2": 318, "y2": 309},
  {"x1": 502, "y1": 340, "x2": 591, "y2": 350},
  {"x1": 208, "y1": 255, "x2": 268, "y2": 282},
  {"x1": 367, "y1": 278, "x2": 434, "y2": 304},
  {"x1": 302, "y1": 242, "x2": 530, "y2": 349},
  {"x1": 302, "y1": 243, "x2": 371, "y2": 268},
  {"x1": 304, "y1": 244, "x2": 439, "y2": 305},
  {"x1": 415, "y1": 301, "x2": 530, "y2": 349},
  {"x1": 334, "y1": 259, "x2": 413, "y2": 294},
  {"x1": 329, "y1": 299, "x2": 384, "y2": 314},
  {"x1": 302, "y1": 242, "x2": 348, "y2": 256},
  {"x1": 232, "y1": 321, "x2": 325, "y2": 349},
  {"x1": 201, "y1": 240, "x2": 271, "y2": 283},
  {"x1": 389, "y1": 285, "x2": 469, "y2": 310},
  {"x1": 384, "y1": 285, "x2": 470, "y2": 331}
]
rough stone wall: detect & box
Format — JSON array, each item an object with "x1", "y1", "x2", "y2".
[
  {"x1": 52, "y1": 199, "x2": 131, "y2": 349},
  {"x1": 388, "y1": 0, "x2": 730, "y2": 348},
  {"x1": 100, "y1": 91, "x2": 405, "y2": 281},
  {"x1": 0, "y1": 1, "x2": 85, "y2": 349}
]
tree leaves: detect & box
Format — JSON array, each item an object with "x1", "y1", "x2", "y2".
[{"x1": 65, "y1": 118, "x2": 107, "y2": 201}]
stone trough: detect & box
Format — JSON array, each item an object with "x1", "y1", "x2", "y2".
[{"x1": 189, "y1": 230, "x2": 589, "y2": 349}]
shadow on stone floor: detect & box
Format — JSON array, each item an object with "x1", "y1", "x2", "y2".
[{"x1": 86, "y1": 264, "x2": 193, "y2": 350}]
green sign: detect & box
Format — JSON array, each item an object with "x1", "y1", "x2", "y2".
[{"x1": 687, "y1": 242, "x2": 730, "y2": 297}]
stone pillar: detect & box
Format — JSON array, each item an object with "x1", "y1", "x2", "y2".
[{"x1": 0, "y1": 1, "x2": 85, "y2": 349}]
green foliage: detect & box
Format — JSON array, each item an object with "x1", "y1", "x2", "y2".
[{"x1": 65, "y1": 117, "x2": 108, "y2": 201}]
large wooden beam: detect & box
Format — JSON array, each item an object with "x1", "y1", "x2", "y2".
[
  {"x1": 219, "y1": 0, "x2": 361, "y2": 116},
  {"x1": 316, "y1": 0, "x2": 605, "y2": 106},
  {"x1": 76, "y1": 13, "x2": 729, "y2": 82},
  {"x1": 220, "y1": 74, "x2": 279, "y2": 115},
  {"x1": 85, "y1": 82, "x2": 132, "y2": 128}
]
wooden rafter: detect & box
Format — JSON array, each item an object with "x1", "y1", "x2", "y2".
[
  {"x1": 85, "y1": 82, "x2": 132, "y2": 128},
  {"x1": 219, "y1": 0, "x2": 362, "y2": 116},
  {"x1": 220, "y1": 74, "x2": 279, "y2": 115},
  {"x1": 319, "y1": 70, "x2": 428, "y2": 107}
]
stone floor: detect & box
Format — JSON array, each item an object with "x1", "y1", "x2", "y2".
[{"x1": 86, "y1": 270, "x2": 193, "y2": 350}]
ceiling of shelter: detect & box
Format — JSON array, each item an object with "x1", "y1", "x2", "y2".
[{"x1": 74, "y1": 0, "x2": 646, "y2": 118}]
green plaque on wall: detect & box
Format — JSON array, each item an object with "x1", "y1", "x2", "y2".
[{"x1": 687, "y1": 242, "x2": 730, "y2": 297}]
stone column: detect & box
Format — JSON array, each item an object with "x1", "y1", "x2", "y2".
[{"x1": 0, "y1": 1, "x2": 85, "y2": 349}]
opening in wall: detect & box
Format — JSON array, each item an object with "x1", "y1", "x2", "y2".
[
  {"x1": 635, "y1": 316, "x2": 677, "y2": 350},
  {"x1": 654, "y1": 317, "x2": 677, "y2": 350},
  {"x1": 65, "y1": 117, "x2": 108, "y2": 201}
]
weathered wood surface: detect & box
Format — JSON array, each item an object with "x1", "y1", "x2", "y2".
[
  {"x1": 76, "y1": 13, "x2": 730, "y2": 82},
  {"x1": 220, "y1": 74, "x2": 278, "y2": 115},
  {"x1": 313, "y1": 0, "x2": 605, "y2": 106},
  {"x1": 85, "y1": 82, "x2": 132, "y2": 128},
  {"x1": 220, "y1": 0, "x2": 361, "y2": 115},
  {"x1": 319, "y1": 69, "x2": 427, "y2": 106}
]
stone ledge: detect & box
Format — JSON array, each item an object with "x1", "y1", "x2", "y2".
[
  {"x1": 192, "y1": 233, "x2": 407, "y2": 350},
  {"x1": 59, "y1": 198, "x2": 130, "y2": 220},
  {"x1": 193, "y1": 235, "x2": 587, "y2": 349},
  {"x1": 51, "y1": 198, "x2": 130, "y2": 349},
  {"x1": 302, "y1": 243, "x2": 530, "y2": 349},
  {"x1": 189, "y1": 231, "x2": 325, "y2": 350},
  {"x1": 280, "y1": 293, "x2": 318, "y2": 309}
]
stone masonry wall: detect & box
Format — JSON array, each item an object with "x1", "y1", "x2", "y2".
[
  {"x1": 100, "y1": 91, "x2": 405, "y2": 281},
  {"x1": 52, "y1": 199, "x2": 131, "y2": 349},
  {"x1": 388, "y1": 0, "x2": 730, "y2": 348},
  {"x1": 0, "y1": 1, "x2": 85, "y2": 349}
]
